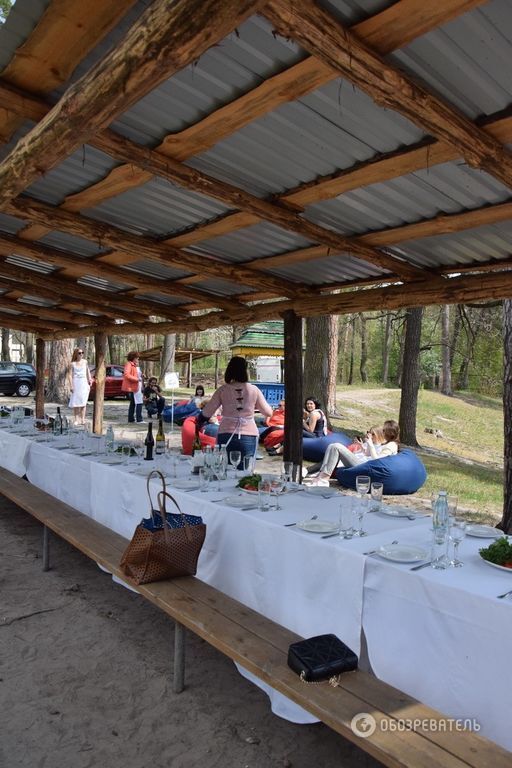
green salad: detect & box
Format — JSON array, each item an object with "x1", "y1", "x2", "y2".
[
  {"x1": 237, "y1": 474, "x2": 262, "y2": 492},
  {"x1": 479, "y1": 537, "x2": 512, "y2": 568}
]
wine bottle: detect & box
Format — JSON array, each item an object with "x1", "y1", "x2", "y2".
[
  {"x1": 155, "y1": 417, "x2": 165, "y2": 456},
  {"x1": 54, "y1": 406, "x2": 63, "y2": 435},
  {"x1": 144, "y1": 422, "x2": 154, "y2": 461}
]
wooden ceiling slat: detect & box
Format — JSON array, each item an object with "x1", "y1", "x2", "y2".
[
  {"x1": 44, "y1": 269, "x2": 512, "y2": 339},
  {"x1": 264, "y1": 0, "x2": 512, "y2": 191},
  {"x1": 0, "y1": 296, "x2": 94, "y2": 325},
  {"x1": 0, "y1": 0, "x2": 265, "y2": 206}
]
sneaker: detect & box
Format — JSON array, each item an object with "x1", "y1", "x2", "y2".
[
  {"x1": 136, "y1": 420, "x2": 146, "y2": 424},
  {"x1": 307, "y1": 477, "x2": 330, "y2": 487},
  {"x1": 255, "y1": 452, "x2": 263, "y2": 460}
]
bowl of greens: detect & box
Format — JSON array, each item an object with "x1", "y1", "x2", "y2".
[{"x1": 479, "y1": 538, "x2": 512, "y2": 572}]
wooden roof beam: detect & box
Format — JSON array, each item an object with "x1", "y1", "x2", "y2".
[
  {"x1": 0, "y1": 0, "x2": 265, "y2": 205},
  {"x1": 93, "y1": 130, "x2": 423, "y2": 281},
  {"x1": 4, "y1": 196, "x2": 302, "y2": 299},
  {"x1": 0, "y1": 296, "x2": 96, "y2": 325},
  {"x1": 263, "y1": 0, "x2": 512, "y2": 190},
  {"x1": 0, "y1": 232, "x2": 237, "y2": 312}
]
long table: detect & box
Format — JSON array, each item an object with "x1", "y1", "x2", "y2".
[{"x1": 1, "y1": 424, "x2": 511, "y2": 750}]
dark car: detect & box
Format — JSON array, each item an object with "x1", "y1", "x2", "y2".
[
  {"x1": 0, "y1": 361, "x2": 36, "y2": 397},
  {"x1": 89, "y1": 364, "x2": 128, "y2": 400}
]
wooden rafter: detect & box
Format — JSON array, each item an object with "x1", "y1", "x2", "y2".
[
  {"x1": 263, "y1": 0, "x2": 512, "y2": 192},
  {"x1": 0, "y1": 0, "x2": 265, "y2": 205},
  {"x1": 44, "y1": 269, "x2": 512, "y2": 340},
  {"x1": 0, "y1": 0, "x2": 138, "y2": 142},
  {"x1": 0, "y1": 231, "x2": 239, "y2": 313},
  {"x1": 0, "y1": 296, "x2": 95, "y2": 325},
  {"x1": 3, "y1": 196, "x2": 305, "y2": 299}
]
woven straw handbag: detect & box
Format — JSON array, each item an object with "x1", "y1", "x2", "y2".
[{"x1": 120, "y1": 470, "x2": 206, "y2": 585}]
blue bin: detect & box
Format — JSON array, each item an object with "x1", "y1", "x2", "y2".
[{"x1": 252, "y1": 382, "x2": 285, "y2": 406}]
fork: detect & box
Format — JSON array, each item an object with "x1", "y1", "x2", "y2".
[
  {"x1": 285, "y1": 514, "x2": 318, "y2": 527},
  {"x1": 363, "y1": 539, "x2": 398, "y2": 556},
  {"x1": 497, "y1": 589, "x2": 512, "y2": 599}
]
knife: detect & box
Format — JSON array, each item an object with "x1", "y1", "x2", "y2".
[
  {"x1": 410, "y1": 560, "x2": 432, "y2": 571},
  {"x1": 321, "y1": 531, "x2": 340, "y2": 539}
]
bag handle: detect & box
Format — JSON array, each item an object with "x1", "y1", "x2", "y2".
[
  {"x1": 146, "y1": 470, "x2": 166, "y2": 524},
  {"x1": 157, "y1": 490, "x2": 194, "y2": 542}
]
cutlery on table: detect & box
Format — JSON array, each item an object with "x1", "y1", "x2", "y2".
[
  {"x1": 406, "y1": 513, "x2": 429, "y2": 520},
  {"x1": 410, "y1": 560, "x2": 432, "y2": 571},
  {"x1": 285, "y1": 514, "x2": 318, "y2": 527},
  {"x1": 363, "y1": 540, "x2": 398, "y2": 556},
  {"x1": 497, "y1": 589, "x2": 512, "y2": 599}
]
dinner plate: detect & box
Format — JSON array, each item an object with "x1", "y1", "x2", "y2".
[
  {"x1": 239, "y1": 486, "x2": 259, "y2": 494},
  {"x1": 296, "y1": 520, "x2": 339, "y2": 533},
  {"x1": 96, "y1": 456, "x2": 125, "y2": 465},
  {"x1": 376, "y1": 544, "x2": 429, "y2": 563},
  {"x1": 220, "y1": 495, "x2": 259, "y2": 509},
  {"x1": 73, "y1": 449, "x2": 95, "y2": 456},
  {"x1": 304, "y1": 487, "x2": 338, "y2": 498},
  {"x1": 480, "y1": 557, "x2": 512, "y2": 574},
  {"x1": 379, "y1": 507, "x2": 414, "y2": 518},
  {"x1": 171, "y1": 479, "x2": 200, "y2": 491},
  {"x1": 466, "y1": 524, "x2": 502, "y2": 538}
]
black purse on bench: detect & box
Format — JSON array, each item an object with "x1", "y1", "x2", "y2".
[{"x1": 288, "y1": 634, "x2": 358, "y2": 685}]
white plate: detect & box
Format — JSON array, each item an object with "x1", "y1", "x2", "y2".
[
  {"x1": 171, "y1": 479, "x2": 200, "y2": 491},
  {"x1": 96, "y1": 456, "x2": 125, "y2": 465},
  {"x1": 480, "y1": 557, "x2": 512, "y2": 574},
  {"x1": 296, "y1": 520, "x2": 339, "y2": 533},
  {"x1": 379, "y1": 507, "x2": 414, "y2": 518},
  {"x1": 73, "y1": 449, "x2": 95, "y2": 456},
  {"x1": 466, "y1": 524, "x2": 502, "y2": 538},
  {"x1": 220, "y1": 495, "x2": 259, "y2": 509},
  {"x1": 376, "y1": 544, "x2": 429, "y2": 563},
  {"x1": 304, "y1": 486, "x2": 338, "y2": 497},
  {"x1": 239, "y1": 486, "x2": 260, "y2": 494}
]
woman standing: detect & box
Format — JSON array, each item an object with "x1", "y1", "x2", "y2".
[
  {"x1": 67, "y1": 347, "x2": 92, "y2": 426},
  {"x1": 121, "y1": 351, "x2": 145, "y2": 424},
  {"x1": 199, "y1": 356, "x2": 272, "y2": 467}
]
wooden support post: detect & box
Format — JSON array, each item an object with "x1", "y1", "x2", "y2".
[
  {"x1": 35, "y1": 337, "x2": 46, "y2": 419},
  {"x1": 173, "y1": 620, "x2": 186, "y2": 693},
  {"x1": 282, "y1": 310, "x2": 303, "y2": 472},
  {"x1": 42, "y1": 525, "x2": 50, "y2": 571},
  {"x1": 188, "y1": 352, "x2": 193, "y2": 388},
  {"x1": 92, "y1": 332, "x2": 107, "y2": 435},
  {"x1": 214, "y1": 352, "x2": 219, "y2": 389}
]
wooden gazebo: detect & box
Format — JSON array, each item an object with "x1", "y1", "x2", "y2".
[{"x1": 1, "y1": 0, "x2": 512, "y2": 460}]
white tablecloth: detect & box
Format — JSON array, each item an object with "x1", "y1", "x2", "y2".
[{"x1": 1, "y1": 428, "x2": 511, "y2": 748}]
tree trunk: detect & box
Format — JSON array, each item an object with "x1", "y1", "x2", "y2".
[
  {"x1": 2, "y1": 328, "x2": 10, "y2": 360},
  {"x1": 303, "y1": 315, "x2": 336, "y2": 424},
  {"x1": 46, "y1": 339, "x2": 74, "y2": 403},
  {"x1": 326, "y1": 316, "x2": 339, "y2": 414},
  {"x1": 35, "y1": 338, "x2": 46, "y2": 419},
  {"x1": 347, "y1": 317, "x2": 355, "y2": 385},
  {"x1": 339, "y1": 317, "x2": 350, "y2": 384},
  {"x1": 382, "y1": 312, "x2": 392, "y2": 384},
  {"x1": 25, "y1": 332, "x2": 34, "y2": 365},
  {"x1": 395, "y1": 314, "x2": 406, "y2": 386},
  {"x1": 92, "y1": 333, "x2": 107, "y2": 435},
  {"x1": 107, "y1": 335, "x2": 115, "y2": 364},
  {"x1": 398, "y1": 307, "x2": 423, "y2": 447},
  {"x1": 440, "y1": 304, "x2": 452, "y2": 395},
  {"x1": 283, "y1": 311, "x2": 303, "y2": 470},
  {"x1": 450, "y1": 305, "x2": 462, "y2": 367},
  {"x1": 359, "y1": 313, "x2": 368, "y2": 383},
  {"x1": 160, "y1": 333, "x2": 176, "y2": 386},
  {"x1": 500, "y1": 299, "x2": 512, "y2": 533}
]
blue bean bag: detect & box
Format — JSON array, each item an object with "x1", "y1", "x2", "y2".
[
  {"x1": 302, "y1": 431, "x2": 352, "y2": 462},
  {"x1": 162, "y1": 401, "x2": 199, "y2": 425},
  {"x1": 335, "y1": 448, "x2": 427, "y2": 495}
]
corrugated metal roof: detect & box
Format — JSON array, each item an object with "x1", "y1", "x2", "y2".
[{"x1": 0, "y1": 0, "x2": 51, "y2": 71}]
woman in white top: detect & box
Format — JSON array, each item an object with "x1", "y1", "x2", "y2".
[
  {"x1": 306, "y1": 420, "x2": 400, "y2": 487},
  {"x1": 67, "y1": 347, "x2": 92, "y2": 426}
]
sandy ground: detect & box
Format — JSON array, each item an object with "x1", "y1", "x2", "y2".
[
  {"x1": 0, "y1": 500, "x2": 383, "y2": 768},
  {"x1": 0, "y1": 394, "x2": 385, "y2": 768}
]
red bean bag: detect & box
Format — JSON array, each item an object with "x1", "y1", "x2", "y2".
[
  {"x1": 263, "y1": 428, "x2": 284, "y2": 450},
  {"x1": 181, "y1": 415, "x2": 217, "y2": 455}
]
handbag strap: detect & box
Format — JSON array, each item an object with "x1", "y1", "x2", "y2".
[
  {"x1": 157, "y1": 490, "x2": 194, "y2": 542},
  {"x1": 299, "y1": 672, "x2": 341, "y2": 688},
  {"x1": 146, "y1": 470, "x2": 166, "y2": 524}
]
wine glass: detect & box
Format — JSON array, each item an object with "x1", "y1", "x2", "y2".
[
  {"x1": 270, "y1": 475, "x2": 286, "y2": 510},
  {"x1": 282, "y1": 461, "x2": 293, "y2": 487},
  {"x1": 229, "y1": 450, "x2": 241, "y2": 473},
  {"x1": 449, "y1": 518, "x2": 466, "y2": 567},
  {"x1": 210, "y1": 452, "x2": 223, "y2": 491},
  {"x1": 353, "y1": 495, "x2": 369, "y2": 537},
  {"x1": 355, "y1": 475, "x2": 371, "y2": 497}
]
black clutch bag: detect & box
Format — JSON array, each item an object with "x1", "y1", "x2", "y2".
[{"x1": 288, "y1": 634, "x2": 358, "y2": 683}]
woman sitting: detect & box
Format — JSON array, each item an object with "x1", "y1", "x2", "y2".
[
  {"x1": 306, "y1": 420, "x2": 400, "y2": 487},
  {"x1": 190, "y1": 384, "x2": 205, "y2": 408},
  {"x1": 262, "y1": 399, "x2": 285, "y2": 455},
  {"x1": 302, "y1": 397, "x2": 328, "y2": 439}
]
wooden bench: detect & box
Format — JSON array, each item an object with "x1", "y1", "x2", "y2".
[{"x1": 0, "y1": 465, "x2": 509, "y2": 768}]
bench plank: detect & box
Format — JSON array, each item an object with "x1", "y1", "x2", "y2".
[{"x1": 1, "y1": 467, "x2": 509, "y2": 768}]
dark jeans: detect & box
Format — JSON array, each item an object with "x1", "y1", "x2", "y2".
[
  {"x1": 217, "y1": 433, "x2": 257, "y2": 469},
  {"x1": 303, "y1": 429, "x2": 319, "y2": 439},
  {"x1": 146, "y1": 396, "x2": 165, "y2": 418},
  {"x1": 128, "y1": 393, "x2": 143, "y2": 423}
]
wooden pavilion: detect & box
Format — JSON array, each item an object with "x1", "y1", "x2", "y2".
[{"x1": 1, "y1": 0, "x2": 512, "y2": 463}]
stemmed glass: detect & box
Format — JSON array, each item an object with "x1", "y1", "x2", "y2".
[
  {"x1": 282, "y1": 461, "x2": 293, "y2": 488},
  {"x1": 229, "y1": 450, "x2": 241, "y2": 476},
  {"x1": 354, "y1": 475, "x2": 370, "y2": 536},
  {"x1": 210, "y1": 452, "x2": 223, "y2": 491},
  {"x1": 270, "y1": 475, "x2": 286, "y2": 510},
  {"x1": 449, "y1": 518, "x2": 466, "y2": 567},
  {"x1": 355, "y1": 475, "x2": 371, "y2": 496}
]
